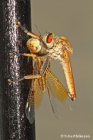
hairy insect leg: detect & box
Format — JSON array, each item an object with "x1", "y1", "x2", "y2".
[
  {"x1": 8, "y1": 54, "x2": 50, "y2": 84},
  {"x1": 16, "y1": 22, "x2": 41, "y2": 40},
  {"x1": 9, "y1": 52, "x2": 37, "y2": 59},
  {"x1": 8, "y1": 57, "x2": 50, "y2": 85},
  {"x1": 40, "y1": 56, "x2": 51, "y2": 75},
  {"x1": 22, "y1": 53, "x2": 37, "y2": 58},
  {"x1": 8, "y1": 52, "x2": 40, "y2": 84},
  {"x1": 8, "y1": 74, "x2": 42, "y2": 85}
]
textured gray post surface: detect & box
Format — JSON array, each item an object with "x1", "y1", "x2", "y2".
[{"x1": 0, "y1": 0, "x2": 35, "y2": 140}]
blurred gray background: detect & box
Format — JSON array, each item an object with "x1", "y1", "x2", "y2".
[{"x1": 31, "y1": 0, "x2": 93, "y2": 140}]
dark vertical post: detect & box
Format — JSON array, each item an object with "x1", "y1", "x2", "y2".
[{"x1": 0, "y1": 0, "x2": 35, "y2": 140}]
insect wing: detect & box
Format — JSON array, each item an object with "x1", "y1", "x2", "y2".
[
  {"x1": 47, "y1": 70, "x2": 75, "y2": 110},
  {"x1": 25, "y1": 79, "x2": 44, "y2": 124},
  {"x1": 47, "y1": 69, "x2": 68, "y2": 119},
  {"x1": 47, "y1": 87, "x2": 60, "y2": 119},
  {"x1": 47, "y1": 70, "x2": 69, "y2": 102}
]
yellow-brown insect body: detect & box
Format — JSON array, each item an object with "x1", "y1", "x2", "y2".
[
  {"x1": 61, "y1": 50, "x2": 76, "y2": 100},
  {"x1": 43, "y1": 36, "x2": 76, "y2": 100}
]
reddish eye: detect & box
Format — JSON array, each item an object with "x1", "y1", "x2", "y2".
[{"x1": 47, "y1": 33, "x2": 53, "y2": 43}]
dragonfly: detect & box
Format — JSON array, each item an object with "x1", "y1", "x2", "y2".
[
  {"x1": 16, "y1": 22, "x2": 76, "y2": 101},
  {"x1": 8, "y1": 36, "x2": 74, "y2": 124}
]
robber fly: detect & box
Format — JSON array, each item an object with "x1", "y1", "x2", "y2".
[
  {"x1": 16, "y1": 22, "x2": 76, "y2": 101},
  {"x1": 8, "y1": 34, "x2": 74, "y2": 124}
]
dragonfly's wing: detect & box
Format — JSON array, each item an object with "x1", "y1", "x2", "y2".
[
  {"x1": 25, "y1": 79, "x2": 44, "y2": 124},
  {"x1": 47, "y1": 87, "x2": 60, "y2": 119}
]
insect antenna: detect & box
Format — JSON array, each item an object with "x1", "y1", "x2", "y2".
[{"x1": 34, "y1": 24, "x2": 41, "y2": 37}]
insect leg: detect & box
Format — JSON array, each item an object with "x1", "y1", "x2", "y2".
[
  {"x1": 22, "y1": 53, "x2": 37, "y2": 58},
  {"x1": 9, "y1": 52, "x2": 37, "y2": 59},
  {"x1": 16, "y1": 22, "x2": 41, "y2": 40},
  {"x1": 8, "y1": 74, "x2": 42, "y2": 84},
  {"x1": 23, "y1": 56, "x2": 51, "y2": 81},
  {"x1": 8, "y1": 56, "x2": 50, "y2": 84},
  {"x1": 40, "y1": 56, "x2": 51, "y2": 75},
  {"x1": 16, "y1": 22, "x2": 48, "y2": 49}
]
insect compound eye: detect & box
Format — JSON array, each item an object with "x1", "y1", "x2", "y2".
[{"x1": 46, "y1": 33, "x2": 54, "y2": 43}]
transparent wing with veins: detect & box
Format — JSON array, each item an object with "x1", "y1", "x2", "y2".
[
  {"x1": 47, "y1": 84, "x2": 60, "y2": 119},
  {"x1": 47, "y1": 70, "x2": 75, "y2": 110},
  {"x1": 25, "y1": 79, "x2": 44, "y2": 124},
  {"x1": 47, "y1": 70, "x2": 69, "y2": 102},
  {"x1": 25, "y1": 70, "x2": 60, "y2": 123},
  {"x1": 25, "y1": 67, "x2": 75, "y2": 123}
]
